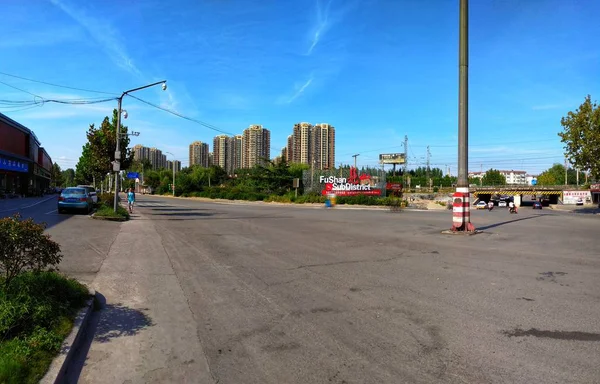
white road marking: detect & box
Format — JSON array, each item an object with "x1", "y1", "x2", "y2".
[{"x1": 45, "y1": 209, "x2": 58, "y2": 214}]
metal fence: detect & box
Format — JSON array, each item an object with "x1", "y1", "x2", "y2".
[{"x1": 302, "y1": 167, "x2": 387, "y2": 197}]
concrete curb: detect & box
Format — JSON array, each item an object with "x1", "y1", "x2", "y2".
[
  {"x1": 90, "y1": 213, "x2": 128, "y2": 222},
  {"x1": 40, "y1": 290, "x2": 96, "y2": 384}
]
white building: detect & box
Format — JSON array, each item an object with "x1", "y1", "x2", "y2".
[{"x1": 468, "y1": 170, "x2": 528, "y2": 185}]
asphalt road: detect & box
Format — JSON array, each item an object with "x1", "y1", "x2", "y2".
[
  {"x1": 5, "y1": 195, "x2": 600, "y2": 383},
  {"x1": 120, "y1": 195, "x2": 598, "y2": 384}
]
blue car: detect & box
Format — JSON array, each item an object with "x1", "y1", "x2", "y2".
[{"x1": 58, "y1": 187, "x2": 93, "y2": 214}]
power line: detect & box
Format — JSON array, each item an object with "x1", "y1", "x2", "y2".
[
  {"x1": 126, "y1": 94, "x2": 234, "y2": 135},
  {"x1": 0, "y1": 80, "x2": 41, "y2": 98},
  {"x1": 0, "y1": 71, "x2": 117, "y2": 95}
]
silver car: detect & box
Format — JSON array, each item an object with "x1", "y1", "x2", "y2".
[{"x1": 77, "y1": 185, "x2": 98, "y2": 204}]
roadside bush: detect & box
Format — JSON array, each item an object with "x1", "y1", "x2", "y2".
[
  {"x1": 0, "y1": 215, "x2": 62, "y2": 288},
  {"x1": 97, "y1": 192, "x2": 115, "y2": 205},
  {"x1": 94, "y1": 204, "x2": 130, "y2": 220},
  {"x1": 0, "y1": 271, "x2": 89, "y2": 384}
]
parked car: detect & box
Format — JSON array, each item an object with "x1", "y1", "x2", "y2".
[
  {"x1": 475, "y1": 201, "x2": 488, "y2": 210},
  {"x1": 576, "y1": 198, "x2": 584, "y2": 206},
  {"x1": 58, "y1": 187, "x2": 93, "y2": 213},
  {"x1": 533, "y1": 201, "x2": 542, "y2": 209},
  {"x1": 498, "y1": 201, "x2": 507, "y2": 207},
  {"x1": 77, "y1": 185, "x2": 98, "y2": 204}
]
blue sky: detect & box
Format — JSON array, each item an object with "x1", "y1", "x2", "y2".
[{"x1": 1, "y1": 0, "x2": 599, "y2": 175}]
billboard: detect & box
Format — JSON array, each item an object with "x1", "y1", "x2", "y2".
[
  {"x1": 563, "y1": 190, "x2": 591, "y2": 204},
  {"x1": 379, "y1": 153, "x2": 406, "y2": 164}
]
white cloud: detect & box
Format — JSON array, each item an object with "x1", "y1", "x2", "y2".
[
  {"x1": 49, "y1": 0, "x2": 143, "y2": 78},
  {"x1": 307, "y1": 0, "x2": 334, "y2": 55},
  {"x1": 281, "y1": 76, "x2": 314, "y2": 104}
]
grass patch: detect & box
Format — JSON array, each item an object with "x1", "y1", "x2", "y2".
[
  {"x1": 94, "y1": 203, "x2": 130, "y2": 220},
  {"x1": 0, "y1": 272, "x2": 89, "y2": 384}
]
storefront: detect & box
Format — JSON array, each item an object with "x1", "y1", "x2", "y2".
[
  {"x1": 0, "y1": 154, "x2": 30, "y2": 197},
  {"x1": 591, "y1": 184, "x2": 600, "y2": 205},
  {"x1": 0, "y1": 112, "x2": 52, "y2": 197}
]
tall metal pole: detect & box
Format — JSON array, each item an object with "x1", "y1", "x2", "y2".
[
  {"x1": 458, "y1": 0, "x2": 469, "y2": 188},
  {"x1": 453, "y1": 0, "x2": 475, "y2": 232},
  {"x1": 172, "y1": 162, "x2": 175, "y2": 196},
  {"x1": 352, "y1": 154, "x2": 359, "y2": 169},
  {"x1": 113, "y1": 97, "x2": 122, "y2": 213}
]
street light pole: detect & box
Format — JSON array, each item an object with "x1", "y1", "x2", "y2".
[
  {"x1": 165, "y1": 152, "x2": 175, "y2": 197},
  {"x1": 113, "y1": 80, "x2": 167, "y2": 212}
]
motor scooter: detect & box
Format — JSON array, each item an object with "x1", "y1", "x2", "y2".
[{"x1": 509, "y1": 206, "x2": 518, "y2": 214}]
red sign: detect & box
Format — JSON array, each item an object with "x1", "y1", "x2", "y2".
[
  {"x1": 386, "y1": 183, "x2": 403, "y2": 191},
  {"x1": 320, "y1": 166, "x2": 382, "y2": 196},
  {"x1": 591, "y1": 184, "x2": 600, "y2": 192}
]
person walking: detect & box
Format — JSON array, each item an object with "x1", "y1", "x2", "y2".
[{"x1": 127, "y1": 188, "x2": 136, "y2": 213}]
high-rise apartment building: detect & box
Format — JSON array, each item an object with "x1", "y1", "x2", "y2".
[
  {"x1": 242, "y1": 125, "x2": 270, "y2": 168},
  {"x1": 227, "y1": 135, "x2": 243, "y2": 174},
  {"x1": 166, "y1": 160, "x2": 182, "y2": 173},
  {"x1": 286, "y1": 135, "x2": 294, "y2": 163},
  {"x1": 133, "y1": 144, "x2": 150, "y2": 163},
  {"x1": 189, "y1": 141, "x2": 209, "y2": 167},
  {"x1": 213, "y1": 135, "x2": 228, "y2": 169},
  {"x1": 312, "y1": 123, "x2": 335, "y2": 170},
  {"x1": 292, "y1": 122, "x2": 312, "y2": 164},
  {"x1": 285, "y1": 123, "x2": 335, "y2": 170},
  {"x1": 133, "y1": 144, "x2": 169, "y2": 170}
]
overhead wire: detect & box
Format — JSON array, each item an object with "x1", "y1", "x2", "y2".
[
  {"x1": 0, "y1": 71, "x2": 118, "y2": 95},
  {"x1": 126, "y1": 94, "x2": 234, "y2": 135}
]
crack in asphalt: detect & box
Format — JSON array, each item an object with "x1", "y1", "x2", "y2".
[{"x1": 290, "y1": 253, "x2": 406, "y2": 270}]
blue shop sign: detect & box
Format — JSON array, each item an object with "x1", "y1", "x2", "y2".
[{"x1": 0, "y1": 157, "x2": 29, "y2": 173}]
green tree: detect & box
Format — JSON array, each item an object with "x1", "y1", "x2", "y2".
[
  {"x1": 50, "y1": 163, "x2": 64, "y2": 187},
  {"x1": 61, "y1": 168, "x2": 75, "y2": 187},
  {"x1": 558, "y1": 95, "x2": 600, "y2": 179},
  {"x1": 537, "y1": 163, "x2": 583, "y2": 185},
  {"x1": 536, "y1": 171, "x2": 556, "y2": 186},
  {"x1": 482, "y1": 169, "x2": 506, "y2": 186},
  {"x1": 75, "y1": 143, "x2": 94, "y2": 185},
  {"x1": 86, "y1": 110, "x2": 134, "y2": 178}
]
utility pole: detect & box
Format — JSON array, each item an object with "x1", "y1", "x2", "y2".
[
  {"x1": 576, "y1": 167, "x2": 579, "y2": 186},
  {"x1": 352, "y1": 154, "x2": 359, "y2": 169},
  {"x1": 452, "y1": 0, "x2": 475, "y2": 232},
  {"x1": 426, "y1": 146, "x2": 431, "y2": 191},
  {"x1": 403, "y1": 135, "x2": 408, "y2": 175},
  {"x1": 564, "y1": 158, "x2": 568, "y2": 185}
]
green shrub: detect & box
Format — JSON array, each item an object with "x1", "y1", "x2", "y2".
[
  {"x1": 97, "y1": 192, "x2": 115, "y2": 204},
  {"x1": 0, "y1": 272, "x2": 88, "y2": 384},
  {"x1": 94, "y1": 204, "x2": 130, "y2": 220},
  {"x1": 0, "y1": 215, "x2": 62, "y2": 288}
]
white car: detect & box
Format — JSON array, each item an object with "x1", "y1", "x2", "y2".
[
  {"x1": 475, "y1": 201, "x2": 487, "y2": 209},
  {"x1": 576, "y1": 198, "x2": 584, "y2": 206},
  {"x1": 498, "y1": 201, "x2": 507, "y2": 207},
  {"x1": 77, "y1": 185, "x2": 98, "y2": 204}
]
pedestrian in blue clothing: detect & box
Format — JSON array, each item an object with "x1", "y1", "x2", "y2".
[{"x1": 127, "y1": 188, "x2": 136, "y2": 213}]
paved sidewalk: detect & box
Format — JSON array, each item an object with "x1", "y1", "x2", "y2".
[
  {"x1": 0, "y1": 195, "x2": 56, "y2": 213},
  {"x1": 68, "y1": 208, "x2": 214, "y2": 383}
]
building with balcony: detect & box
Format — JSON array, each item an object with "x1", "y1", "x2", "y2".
[
  {"x1": 242, "y1": 125, "x2": 270, "y2": 168},
  {"x1": 189, "y1": 141, "x2": 210, "y2": 168}
]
